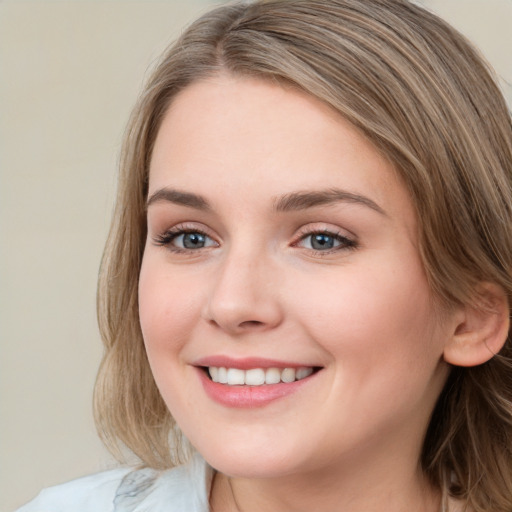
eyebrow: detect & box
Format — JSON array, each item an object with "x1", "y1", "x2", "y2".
[
  {"x1": 146, "y1": 188, "x2": 211, "y2": 211},
  {"x1": 273, "y1": 188, "x2": 386, "y2": 215},
  {"x1": 146, "y1": 187, "x2": 386, "y2": 216}
]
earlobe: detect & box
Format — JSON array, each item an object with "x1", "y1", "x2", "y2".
[{"x1": 443, "y1": 283, "x2": 510, "y2": 367}]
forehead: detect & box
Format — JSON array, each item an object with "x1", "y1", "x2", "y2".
[{"x1": 149, "y1": 74, "x2": 415, "y2": 225}]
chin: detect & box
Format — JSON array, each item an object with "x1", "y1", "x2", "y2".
[{"x1": 197, "y1": 441, "x2": 305, "y2": 479}]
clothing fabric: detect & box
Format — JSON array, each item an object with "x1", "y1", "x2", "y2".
[{"x1": 15, "y1": 454, "x2": 213, "y2": 512}]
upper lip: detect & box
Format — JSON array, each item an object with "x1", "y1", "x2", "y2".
[{"x1": 193, "y1": 356, "x2": 321, "y2": 370}]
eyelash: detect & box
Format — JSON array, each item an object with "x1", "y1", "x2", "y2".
[
  {"x1": 152, "y1": 225, "x2": 357, "y2": 255},
  {"x1": 292, "y1": 227, "x2": 357, "y2": 255},
  {"x1": 152, "y1": 225, "x2": 216, "y2": 254}
]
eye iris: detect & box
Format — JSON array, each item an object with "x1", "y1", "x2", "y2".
[
  {"x1": 311, "y1": 233, "x2": 335, "y2": 250},
  {"x1": 183, "y1": 232, "x2": 206, "y2": 249}
]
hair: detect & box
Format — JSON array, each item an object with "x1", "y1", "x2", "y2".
[{"x1": 93, "y1": 0, "x2": 512, "y2": 510}]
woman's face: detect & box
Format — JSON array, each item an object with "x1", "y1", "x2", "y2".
[{"x1": 139, "y1": 75, "x2": 456, "y2": 479}]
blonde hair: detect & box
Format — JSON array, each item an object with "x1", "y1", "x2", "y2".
[{"x1": 94, "y1": 1, "x2": 512, "y2": 509}]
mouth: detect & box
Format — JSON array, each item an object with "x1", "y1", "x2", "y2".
[
  {"x1": 205, "y1": 366, "x2": 319, "y2": 386},
  {"x1": 194, "y1": 357, "x2": 323, "y2": 407}
]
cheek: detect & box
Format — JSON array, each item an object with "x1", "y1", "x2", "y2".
[
  {"x1": 138, "y1": 255, "x2": 199, "y2": 358},
  {"x1": 138, "y1": 256, "x2": 206, "y2": 416},
  {"x1": 289, "y1": 254, "x2": 441, "y2": 365}
]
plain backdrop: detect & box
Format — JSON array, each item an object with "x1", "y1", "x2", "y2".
[{"x1": 1, "y1": 1, "x2": 510, "y2": 510}]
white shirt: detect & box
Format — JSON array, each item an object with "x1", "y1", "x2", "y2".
[
  {"x1": 15, "y1": 454, "x2": 468, "y2": 512},
  {"x1": 16, "y1": 454, "x2": 213, "y2": 512}
]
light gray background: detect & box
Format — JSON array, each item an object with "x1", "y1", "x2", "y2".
[{"x1": 1, "y1": 1, "x2": 510, "y2": 510}]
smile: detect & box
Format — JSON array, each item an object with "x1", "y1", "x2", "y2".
[
  {"x1": 208, "y1": 366, "x2": 314, "y2": 386},
  {"x1": 195, "y1": 358, "x2": 322, "y2": 408}
]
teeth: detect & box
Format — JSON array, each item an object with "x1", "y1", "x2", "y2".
[
  {"x1": 217, "y1": 367, "x2": 228, "y2": 384},
  {"x1": 209, "y1": 367, "x2": 219, "y2": 382},
  {"x1": 281, "y1": 368, "x2": 296, "y2": 383},
  {"x1": 208, "y1": 366, "x2": 315, "y2": 386},
  {"x1": 226, "y1": 368, "x2": 245, "y2": 385},
  {"x1": 265, "y1": 367, "x2": 281, "y2": 384},
  {"x1": 245, "y1": 368, "x2": 265, "y2": 386},
  {"x1": 296, "y1": 367, "x2": 314, "y2": 380}
]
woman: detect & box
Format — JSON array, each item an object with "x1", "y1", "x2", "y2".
[{"x1": 18, "y1": 0, "x2": 512, "y2": 511}]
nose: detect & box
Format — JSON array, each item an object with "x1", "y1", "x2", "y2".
[{"x1": 202, "y1": 248, "x2": 283, "y2": 335}]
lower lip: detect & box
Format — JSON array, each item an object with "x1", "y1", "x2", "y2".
[{"x1": 197, "y1": 368, "x2": 316, "y2": 408}]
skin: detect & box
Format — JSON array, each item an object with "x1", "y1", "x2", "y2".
[{"x1": 139, "y1": 74, "x2": 462, "y2": 512}]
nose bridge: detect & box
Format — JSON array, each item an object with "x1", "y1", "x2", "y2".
[{"x1": 203, "y1": 238, "x2": 282, "y2": 333}]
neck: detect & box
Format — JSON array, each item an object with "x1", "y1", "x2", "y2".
[{"x1": 210, "y1": 455, "x2": 441, "y2": 512}]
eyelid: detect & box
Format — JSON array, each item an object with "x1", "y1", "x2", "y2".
[
  {"x1": 291, "y1": 223, "x2": 358, "y2": 253},
  {"x1": 293, "y1": 222, "x2": 355, "y2": 240},
  {"x1": 151, "y1": 222, "x2": 220, "y2": 251},
  {"x1": 150, "y1": 221, "x2": 357, "y2": 255}
]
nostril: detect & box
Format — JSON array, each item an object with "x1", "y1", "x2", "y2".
[{"x1": 239, "y1": 320, "x2": 265, "y2": 328}]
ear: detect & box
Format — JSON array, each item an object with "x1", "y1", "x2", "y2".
[{"x1": 444, "y1": 283, "x2": 510, "y2": 367}]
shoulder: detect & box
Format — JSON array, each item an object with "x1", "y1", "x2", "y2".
[
  {"x1": 15, "y1": 454, "x2": 213, "y2": 512},
  {"x1": 15, "y1": 467, "x2": 132, "y2": 512}
]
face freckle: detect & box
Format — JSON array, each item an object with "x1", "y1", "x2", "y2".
[{"x1": 138, "y1": 74, "x2": 455, "y2": 482}]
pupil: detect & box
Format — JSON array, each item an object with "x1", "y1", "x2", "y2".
[
  {"x1": 311, "y1": 234, "x2": 334, "y2": 250},
  {"x1": 183, "y1": 233, "x2": 205, "y2": 248}
]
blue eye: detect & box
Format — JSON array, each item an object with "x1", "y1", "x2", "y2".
[
  {"x1": 172, "y1": 231, "x2": 217, "y2": 250},
  {"x1": 308, "y1": 233, "x2": 337, "y2": 250},
  {"x1": 174, "y1": 232, "x2": 210, "y2": 249},
  {"x1": 298, "y1": 231, "x2": 355, "y2": 252},
  {"x1": 153, "y1": 229, "x2": 217, "y2": 251}
]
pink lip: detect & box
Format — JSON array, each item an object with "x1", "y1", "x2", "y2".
[
  {"x1": 194, "y1": 355, "x2": 314, "y2": 370},
  {"x1": 194, "y1": 358, "x2": 321, "y2": 408}
]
